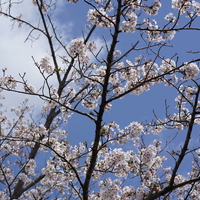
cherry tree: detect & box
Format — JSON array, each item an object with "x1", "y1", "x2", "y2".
[{"x1": 0, "y1": 0, "x2": 200, "y2": 199}]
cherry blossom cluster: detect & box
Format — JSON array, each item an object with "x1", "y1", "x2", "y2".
[
  {"x1": 84, "y1": 58, "x2": 165, "y2": 101},
  {"x1": 97, "y1": 148, "x2": 136, "y2": 178},
  {"x1": 172, "y1": 0, "x2": 200, "y2": 16},
  {"x1": 124, "y1": 0, "x2": 141, "y2": 12},
  {"x1": 165, "y1": 12, "x2": 177, "y2": 23},
  {"x1": 193, "y1": 1, "x2": 200, "y2": 16},
  {"x1": 90, "y1": 140, "x2": 166, "y2": 199},
  {"x1": 143, "y1": 0, "x2": 162, "y2": 16},
  {"x1": 15, "y1": 13, "x2": 23, "y2": 28},
  {"x1": 81, "y1": 97, "x2": 98, "y2": 110},
  {"x1": 60, "y1": 105, "x2": 73, "y2": 120},
  {"x1": 118, "y1": 60, "x2": 140, "y2": 82},
  {"x1": 87, "y1": 8, "x2": 115, "y2": 28},
  {"x1": 172, "y1": 0, "x2": 193, "y2": 14},
  {"x1": 113, "y1": 50, "x2": 121, "y2": 57},
  {"x1": 158, "y1": 59, "x2": 176, "y2": 74},
  {"x1": 121, "y1": 11, "x2": 138, "y2": 33},
  {"x1": 90, "y1": 181, "x2": 149, "y2": 200},
  {"x1": 68, "y1": 37, "x2": 96, "y2": 64},
  {"x1": 0, "y1": 101, "x2": 50, "y2": 195},
  {"x1": 0, "y1": 101, "x2": 87, "y2": 198},
  {"x1": 0, "y1": 75, "x2": 17, "y2": 89},
  {"x1": 80, "y1": 88, "x2": 100, "y2": 110},
  {"x1": 40, "y1": 57, "x2": 55, "y2": 74},
  {"x1": 112, "y1": 59, "x2": 160, "y2": 96},
  {"x1": 124, "y1": 121, "x2": 144, "y2": 138},
  {"x1": 39, "y1": 141, "x2": 89, "y2": 196},
  {"x1": 24, "y1": 83, "x2": 36, "y2": 93},
  {"x1": 166, "y1": 173, "x2": 188, "y2": 197},
  {"x1": 181, "y1": 62, "x2": 199, "y2": 80},
  {"x1": 176, "y1": 85, "x2": 197, "y2": 106},
  {"x1": 173, "y1": 0, "x2": 192, "y2": 10},
  {"x1": 69, "y1": 38, "x2": 89, "y2": 60},
  {"x1": 143, "y1": 18, "x2": 176, "y2": 42},
  {"x1": 163, "y1": 157, "x2": 200, "y2": 200},
  {"x1": 98, "y1": 178, "x2": 123, "y2": 199},
  {"x1": 156, "y1": 58, "x2": 179, "y2": 86},
  {"x1": 0, "y1": 109, "x2": 7, "y2": 127},
  {"x1": 100, "y1": 121, "x2": 145, "y2": 145}
]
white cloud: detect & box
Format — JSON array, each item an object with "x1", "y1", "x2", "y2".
[
  {"x1": 0, "y1": 1, "x2": 106, "y2": 119},
  {"x1": 0, "y1": 1, "x2": 58, "y2": 114}
]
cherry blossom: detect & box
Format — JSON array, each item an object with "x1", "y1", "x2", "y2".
[
  {"x1": 40, "y1": 57, "x2": 55, "y2": 74},
  {"x1": 165, "y1": 12, "x2": 177, "y2": 23},
  {"x1": 124, "y1": 0, "x2": 141, "y2": 12},
  {"x1": 193, "y1": 1, "x2": 200, "y2": 16},
  {"x1": 87, "y1": 8, "x2": 115, "y2": 28},
  {"x1": 143, "y1": 0, "x2": 162, "y2": 16},
  {"x1": 121, "y1": 12, "x2": 138, "y2": 33},
  {"x1": 181, "y1": 62, "x2": 199, "y2": 80},
  {"x1": 68, "y1": 38, "x2": 89, "y2": 63},
  {"x1": 158, "y1": 59, "x2": 176, "y2": 74},
  {"x1": 172, "y1": 0, "x2": 193, "y2": 14}
]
